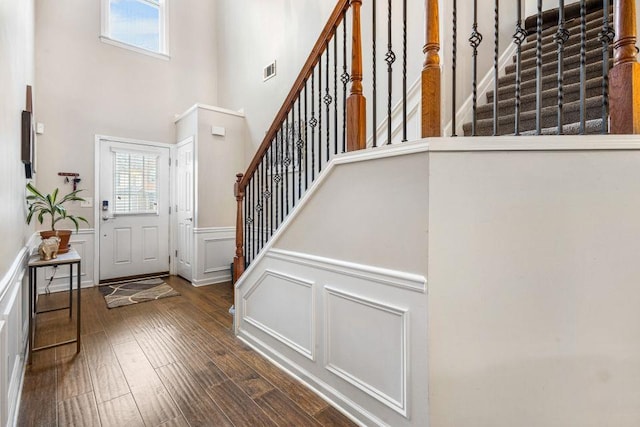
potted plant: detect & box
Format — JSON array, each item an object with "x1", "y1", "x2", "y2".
[{"x1": 26, "y1": 183, "x2": 89, "y2": 254}]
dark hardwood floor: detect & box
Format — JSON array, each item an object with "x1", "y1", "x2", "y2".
[{"x1": 18, "y1": 276, "x2": 357, "y2": 427}]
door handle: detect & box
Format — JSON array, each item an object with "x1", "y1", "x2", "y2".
[
  {"x1": 102, "y1": 215, "x2": 113, "y2": 221},
  {"x1": 186, "y1": 217, "x2": 193, "y2": 222}
]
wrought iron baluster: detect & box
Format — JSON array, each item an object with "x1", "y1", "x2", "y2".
[
  {"x1": 402, "y1": 0, "x2": 407, "y2": 141},
  {"x1": 318, "y1": 56, "x2": 323, "y2": 171},
  {"x1": 386, "y1": 0, "x2": 395, "y2": 144},
  {"x1": 373, "y1": 0, "x2": 377, "y2": 147},
  {"x1": 469, "y1": 0, "x2": 483, "y2": 136},
  {"x1": 291, "y1": 104, "x2": 296, "y2": 207},
  {"x1": 272, "y1": 131, "x2": 281, "y2": 231},
  {"x1": 297, "y1": 95, "x2": 303, "y2": 200},
  {"x1": 599, "y1": 0, "x2": 614, "y2": 134},
  {"x1": 493, "y1": 0, "x2": 499, "y2": 136},
  {"x1": 342, "y1": 12, "x2": 349, "y2": 153},
  {"x1": 555, "y1": 0, "x2": 569, "y2": 134},
  {"x1": 251, "y1": 175, "x2": 256, "y2": 262},
  {"x1": 334, "y1": 30, "x2": 338, "y2": 155},
  {"x1": 268, "y1": 145, "x2": 274, "y2": 239},
  {"x1": 513, "y1": 0, "x2": 526, "y2": 135},
  {"x1": 285, "y1": 116, "x2": 290, "y2": 216},
  {"x1": 452, "y1": 0, "x2": 457, "y2": 136},
  {"x1": 579, "y1": 0, "x2": 587, "y2": 134},
  {"x1": 536, "y1": 0, "x2": 543, "y2": 134},
  {"x1": 304, "y1": 82, "x2": 309, "y2": 190},
  {"x1": 279, "y1": 125, "x2": 285, "y2": 224},
  {"x1": 258, "y1": 160, "x2": 263, "y2": 252},
  {"x1": 325, "y1": 45, "x2": 332, "y2": 163},
  {"x1": 244, "y1": 181, "x2": 248, "y2": 267},
  {"x1": 310, "y1": 71, "x2": 316, "y2": 181}
]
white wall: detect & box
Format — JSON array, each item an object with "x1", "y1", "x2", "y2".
[
  {"x1": 0, "y1": 0, "x2": 34, "y2": 279},
  {"x1": 216, "y1": 0, "x2": 335, "y2": 151},
  {"x1": 34, "y1": 0, "x2": 219, "y2": 228},
  {"x1": 427, "y1": 136, "x2": 640, "y2": 427}
]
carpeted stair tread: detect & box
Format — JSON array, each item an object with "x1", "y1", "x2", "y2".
[
  {"x1": 462, "y1": 4, "x2": 611, "y2": 137},
  {"x1": 524, "y1": 0, "x2": 612, "y2": 34},
  {"x1": 519, "y1": 119, "x2": 605, "y2": 135},
  {"x1": 488, "y1": 60, "x2": 606, "y2": 103},
  {"x1": 519, "y1": 22, "x2": 611, "y2": 62},
  {"x1": 463, "y1": 96, "x2": 605, "y2": 136},
  {"x1": 524, "y1": 9, "x2": 610, "y2": 44},
  {"x1": 477, "y1": 77, "x2": 604, "y2": 120},
  {"x1": 512, "y1": 37, "x2": 609, "y2": 72},
  {"x1": 506, "y1": 45, "x2": 610, "y2": 78}
]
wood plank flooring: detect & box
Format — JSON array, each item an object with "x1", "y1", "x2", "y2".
[{"x1": 18, "y1": 276, "x2": 357, "y2": 427}]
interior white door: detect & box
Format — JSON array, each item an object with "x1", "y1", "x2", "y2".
[
  {"x1": 99, "y1": 139, "x2": 170, "y2": 281},
  {"x1": 175, "y1": 138, "x2": 194, "y2": 281}
]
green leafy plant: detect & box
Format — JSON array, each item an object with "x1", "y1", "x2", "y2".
[{"x1": 26, "y1": 183, "x2": 89, "y2": 232}]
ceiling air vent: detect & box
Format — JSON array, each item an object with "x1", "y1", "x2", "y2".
[{"x1": 263, "y1": 61, "x2": 277, "y2": 81}]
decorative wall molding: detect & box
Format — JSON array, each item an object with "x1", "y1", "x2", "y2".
[
  {"x1": 243, "y1": 269, "x2": 316, "y2": 360},
  {"x1": 192, "y1": 227, "x2": 234, "y2": 286},
  {"x1": 267, "y1": 249, "x2": 427, "y2": 294},
  {"x1": 324, "y1": 286, "x2": 408, "y2": 416},
  {"x1": 0, "y1": 237, "x2": 33, "y2": 427},
  {"x1": 237, "y1": 247, "x2": 429, "y2": 426}
]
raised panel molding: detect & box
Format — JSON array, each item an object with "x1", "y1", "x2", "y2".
[
  {"x1": 37, "y1": 230, "x2": 95, "y2": 292},
  {"x1": 325, "y1": 287, "x2": 408, "y2": 416},
  {"x1": 190, "y1": 227, "x2": 235, "y2": 286},
  {"x1": 243, "y1": 269, "x2": 316, "y2": 360}
]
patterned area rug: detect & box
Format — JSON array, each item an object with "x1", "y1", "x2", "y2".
[{"x1": 99, "y1": 278, "x2": 180, "y2": 309}]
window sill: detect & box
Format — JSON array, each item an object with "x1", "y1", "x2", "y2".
[{"x1": 99, "y1": 36, "x2": 170, "y2": 61}]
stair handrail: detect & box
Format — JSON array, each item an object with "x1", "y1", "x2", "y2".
[
  {"x1": 237, "y1": 0, "x2": 351, "y2": 192},
  {"x1": 234, "y1": 0, "x2": 352, "y2": 283}
]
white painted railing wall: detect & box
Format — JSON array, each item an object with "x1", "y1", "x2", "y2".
[{"x1": 236, "y1": 135, "x2": 640, "y2": 426}]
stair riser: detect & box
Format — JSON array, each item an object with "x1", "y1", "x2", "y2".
[
  {"x1": 524, "y1": 9, "x2": 609, "y2": 43},
  {"x1": 492, "y1": 61, "x2": 605, "y2": 97},
  {"x1": 511, "y1": 38, "x2": 609, "y2": 73},
  {"x1": 464, "y1": 102, "x2": 604, "y2": 136},
  {"x1": 477, "y1": 85, "x2": 603, "y2": 120}
]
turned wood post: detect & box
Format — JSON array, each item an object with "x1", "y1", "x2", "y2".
[
  {"x1": 233, "y1": 173, "x2": 245, "y2": 287},
  {"x1": 610, "y1": 0, "x2": 640, "y2": 133},
  {"x1": 346, "y1": 0, "x2": 366, "y2": 151},
  {"x1": 421, "y1": 0, "x2": 441, "y2": 137}
]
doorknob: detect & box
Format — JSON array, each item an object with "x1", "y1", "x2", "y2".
[
  {"x1": 102, "y1": 215, "x2": 113, "y2": 221},
  {"x1": 187, "y1": 217, "x2": 193, "y2": 222}
]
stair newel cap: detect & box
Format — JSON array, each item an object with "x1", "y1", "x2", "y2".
[{"x1": 234, "y1": 173, "x2": 244, "y2": 199}]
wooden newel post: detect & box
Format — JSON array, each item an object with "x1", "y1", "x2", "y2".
[
  {"x1": 610, "y1": 0, "x2": 640, "y2": 134},
  {"x1": 421, "y1": 0, "x2": 441, "y2": 137},
  {"x1": 346, "y1": 0, "x2": 366, "y2": 151},
  {"x1": 233, "y1": 173, "x2": 245, "y2": 286}
]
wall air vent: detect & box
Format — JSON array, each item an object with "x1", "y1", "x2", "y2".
[{"x1": 263, "y1": 61, "x2": 277, "y2": 81}]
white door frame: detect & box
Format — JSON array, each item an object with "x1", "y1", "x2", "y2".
[{"x1": 94, "y1": 134, "x2": 176, "y2": 285}]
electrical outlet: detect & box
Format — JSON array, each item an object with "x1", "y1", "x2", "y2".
[{"x1": 80, "y1": 197, "x2": 93, "y2": 208}]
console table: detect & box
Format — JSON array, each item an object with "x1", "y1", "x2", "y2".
[{"x1": 27, "y1": 248, "x2": 81, "y2": 363}]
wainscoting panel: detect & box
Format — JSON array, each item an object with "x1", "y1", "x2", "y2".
[
  {"x1": 235, "y1": 248, "x2": 428, "y2": 427},
  {"x1": 244, "y1": 270, "x2": 315, "y2": 360},
  {"x1": 325, "y1": 287, "x2": 407, "y2": 415},
  {"x1": 192, "y1": 227, "x2": 234, "y2": 286},
  {"x1": 0, "y1": 238, "x2": 32, "y2": 427}
]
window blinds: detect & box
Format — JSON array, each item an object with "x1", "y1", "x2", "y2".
[{"x1": 113, "y1": 151, "x2": 159, "y2": 215}]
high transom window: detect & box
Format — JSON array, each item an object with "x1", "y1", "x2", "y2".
[{"x1": 101, "y1": 0, "x2": 168, "y2": 58}]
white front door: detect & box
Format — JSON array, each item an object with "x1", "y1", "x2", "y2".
[
  {"x1": 175, "y1": 138, "x2": 194, "y2": 281},
  {"x1": 99, "y1": 138, "x2": 171, "y2": 281}
]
